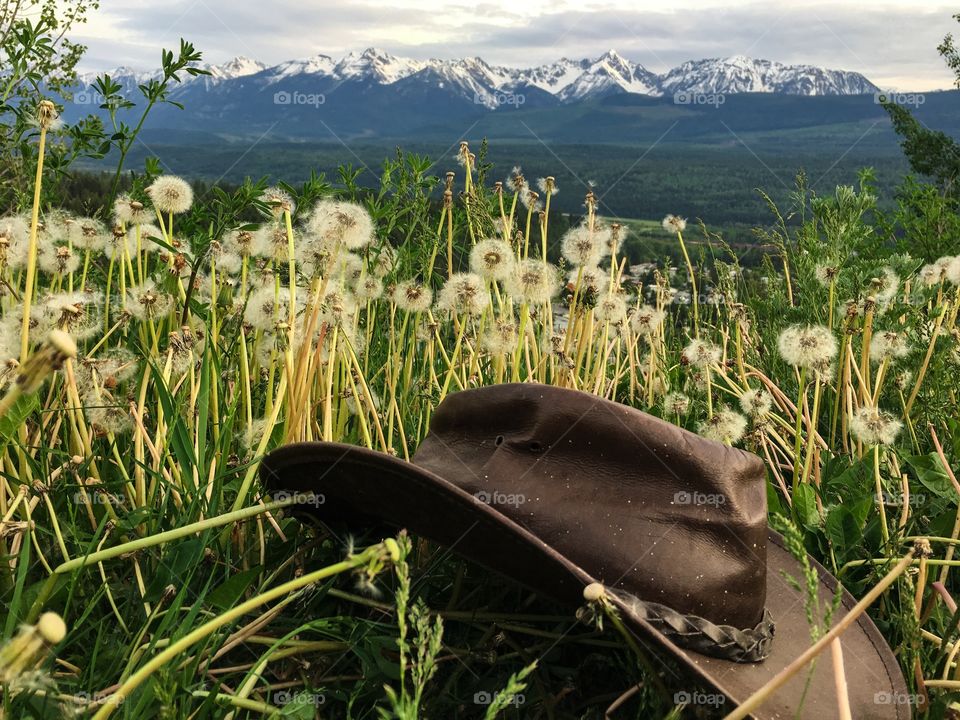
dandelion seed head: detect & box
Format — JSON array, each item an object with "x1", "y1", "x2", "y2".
[
  {"x1": 254, "y1": 220, "x2": 289, "y2": 262},
  {"x1": 482, "y1": 321, "x2": 517, "y2": 355},
  {"x1": 331, "y1": 253, "x2": 364, "y2": 285},
  {"x1": 213, "y1": 247, "x2": 243, "y2": 276},
  {"x1": 36, "y1": 99, "x2": 59, "y2": 129},
  {"x1": 38, "y1": 211, "x2": 70, "y2": 243},
  {"x1": 739, "y1": 388, "x2": 773, "y2": 419},
  {"x1": 605, "y1": 223, "x2": 625, "y2": 256},
  {"x1": 570, "y1": 265, "x2": 611, "y2": 295},
  {"x1": 593, "y1": 293, "x2": 627, "y2": 325},
  {"x1": 519, "y1": 188, "x2": 542, "y2": 211},
  {"x1": 850, "y1": 406, "x2": 902, "y2": 446},
  {"x1": 113, "y1": 195, "x2": 151, "y2": 226},
  {"x1": 343, "y1": 385, "x2": 380, "y2": 416},
  {"x1": 506, "y1": 166, "x2": 525, "y2": 193},
  {"x1": 664, "y1": 392, "x2": 691, "y2": 416},
  {"x1": 66, "y1": 217, "x2": 108, "y2": 251},
  {"x1": 894, "y1": 369, "x2": 913, "y2": 390},
  {"x1": 319, "y1": 288, "x2": 357, "y2": 327},
  {"x1": 241, "y1": 417, "x2": 273, "y2": 453},
  {"x1": 37, "y1": 243, "x2": 80, "y2": 275},
  {"x1": 540, "y1": 331, "x2": 567, "y2": 357},
  {"x1": 681, "y1": 339, "x2": 721, "y2": 368},
  {"x1": 84, "y1": 387, "x2": 133, "y2": 436},
  {"x1": 224, "y1": 229, "x2": 260, "y2": 259},
  {"x1": 146, "y1": 175, "x2": 193, "y2": 215},
  {"x1": 126, "y1": 279, "x2": 174, "y2": 321},
  {"x1": 870, "y1": 267, "x2": 900, "y2": 305},
  {"x1": 469, "y1": 238, "x2": 515, "y2": 281},
  {"x1": 296, "y1": 238, "x2": 334, "y2": 278},
  {"x1": 0, "y1": 214, "x2": 28, "y2": 239},
  {"x1": 918, "y1": 263, "x2": 943, "y2": 288},
  {"x1": 372, "y1": 246, "x2": 395, "y2": 278},
  {"x1": 392, "y1": 281, "x2": 433, "y2": 313},
  {"x1": 870, "y1": 330, "x2": 910, "y2": 364},
  {"x1": 699, "y1": 408, "x2": 747, "y2": 445},
  {"x1": 505, "y1": 259, "x2": 559, "y2": 304},
  {"x1": 536, "y1": 176, "x2": 558, "y2": 196},
  {"x1": 811, "y1": 358, "x2": 836, "y2": 383},
  {"x1": 353, "y1": 274, "x2": 384, "y2": 302},
  {"x1": 307, "y1": 199, "x2": 374, "y2": 251},
  {"x1": 243, "y1": 286, "x2": 297, "y2": 331},
  {"x1": 260, "y1": 186, "x2": 295, "y2": 217},
  {"x1": 777, "y1": 324, "x2": 837, "y2": 369},
  {"x1": 40, "y1": 292, "x2": 100, "y2": 340},
  {"x1": 629, "y1": 304, "x2": 666, "y2": 337},
  {"x1": 83, "y1": 348, "x2": 139, "y2": 387},
  {"x1": 437, "y1": 272, "x2": 489, "y2": 316},
  {"x1": 814, "y1": 264, "x2": 838, "y2": 287},
  {"x1": 662, "y1": 214, "x2": 687, "y2": 234},
  {"x1": 945, "y1": 256, "x2": 960, "y2": 286},
  {"x1": 561, "y1": 224, "x2": 603, "y2": 267}
]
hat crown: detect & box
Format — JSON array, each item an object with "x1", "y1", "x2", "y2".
[{"x1": 413, "y1": 383, "x2": 769, "y2": 629}]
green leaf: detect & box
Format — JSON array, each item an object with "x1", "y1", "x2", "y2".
[
  {"x1": 825, "y1": 500, "x2": 871, "y2": 562},
  {"x1": 0, "y1": 393, "x2": 39, "y2": 454},
  {"x1": 793, "y1": 483, "x2": 821, "y2": 531},
  {"x1": 905, "y1": 453, "x2": 954, "y2": 499},
  {"x1": 206, "y1": 567, "x2": 262, "y2": 610}
]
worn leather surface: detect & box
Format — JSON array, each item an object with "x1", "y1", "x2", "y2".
[{"x1": 412, "y1": 383, "x2": 768, "y2": 630}]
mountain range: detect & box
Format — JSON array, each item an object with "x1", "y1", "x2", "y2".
[{"x1": 79, "y1": 48, "x2": 879, "y2": 111}]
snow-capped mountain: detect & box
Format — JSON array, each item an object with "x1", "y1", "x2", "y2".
[
  {"x1": 555, "y1": 50, "x2": 660, "y2": 101},
  {"x1": 203, "y1": 56, "x2": 266, "y2": 81},
  {"x1": 658, "y1": 55, "x2": 878, "y2": 97},
  {"x1": 80, "y1": 48, "x2": 878, "y2": 108},
  {"x1": 331, "y1": 48, "x2": 424, "y2": 84}
]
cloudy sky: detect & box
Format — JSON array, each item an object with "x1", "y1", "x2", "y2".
[{"x1": 74, "y1": 0, "x2": 957, "y2": 90}]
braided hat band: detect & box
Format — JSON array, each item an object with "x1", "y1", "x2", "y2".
[{"x1": 606, "y1": 587, "x2": 776, "y2": 663}]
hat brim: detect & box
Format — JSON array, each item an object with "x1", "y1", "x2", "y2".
[{"x1": 260, "y1": 442, "x2": 909, "y2": 719}]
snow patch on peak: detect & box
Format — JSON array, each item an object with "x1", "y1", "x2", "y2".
[
  {"x1": 334, "y1": 48, "x2": 424, "y2": 83},
  {"x1": 268, "y1": 53, "x2": 336, "y2": 82},
  {"x1": 208, "y1": 56, "x2": 266, "y2": 80}
]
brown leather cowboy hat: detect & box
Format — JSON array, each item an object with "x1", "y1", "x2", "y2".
[{"x1": 260, "y1": 383, "x2": 908, "y2": 718}]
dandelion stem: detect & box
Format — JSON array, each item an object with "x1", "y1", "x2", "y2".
[
  {"x1": 676, "y1": 229, "x2": 698, "y2": 334},
  {"x1": 20, "y1": 119, "x2": 50, "y2": 362}
]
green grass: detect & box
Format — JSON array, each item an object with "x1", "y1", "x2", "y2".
[{"x1": 1, "y1": 141, "x2": 959, "y2": 719}]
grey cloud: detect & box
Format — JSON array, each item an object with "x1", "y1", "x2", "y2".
[{"x1": 75, "y1": 1, "x2": 958, "y2": 89}]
